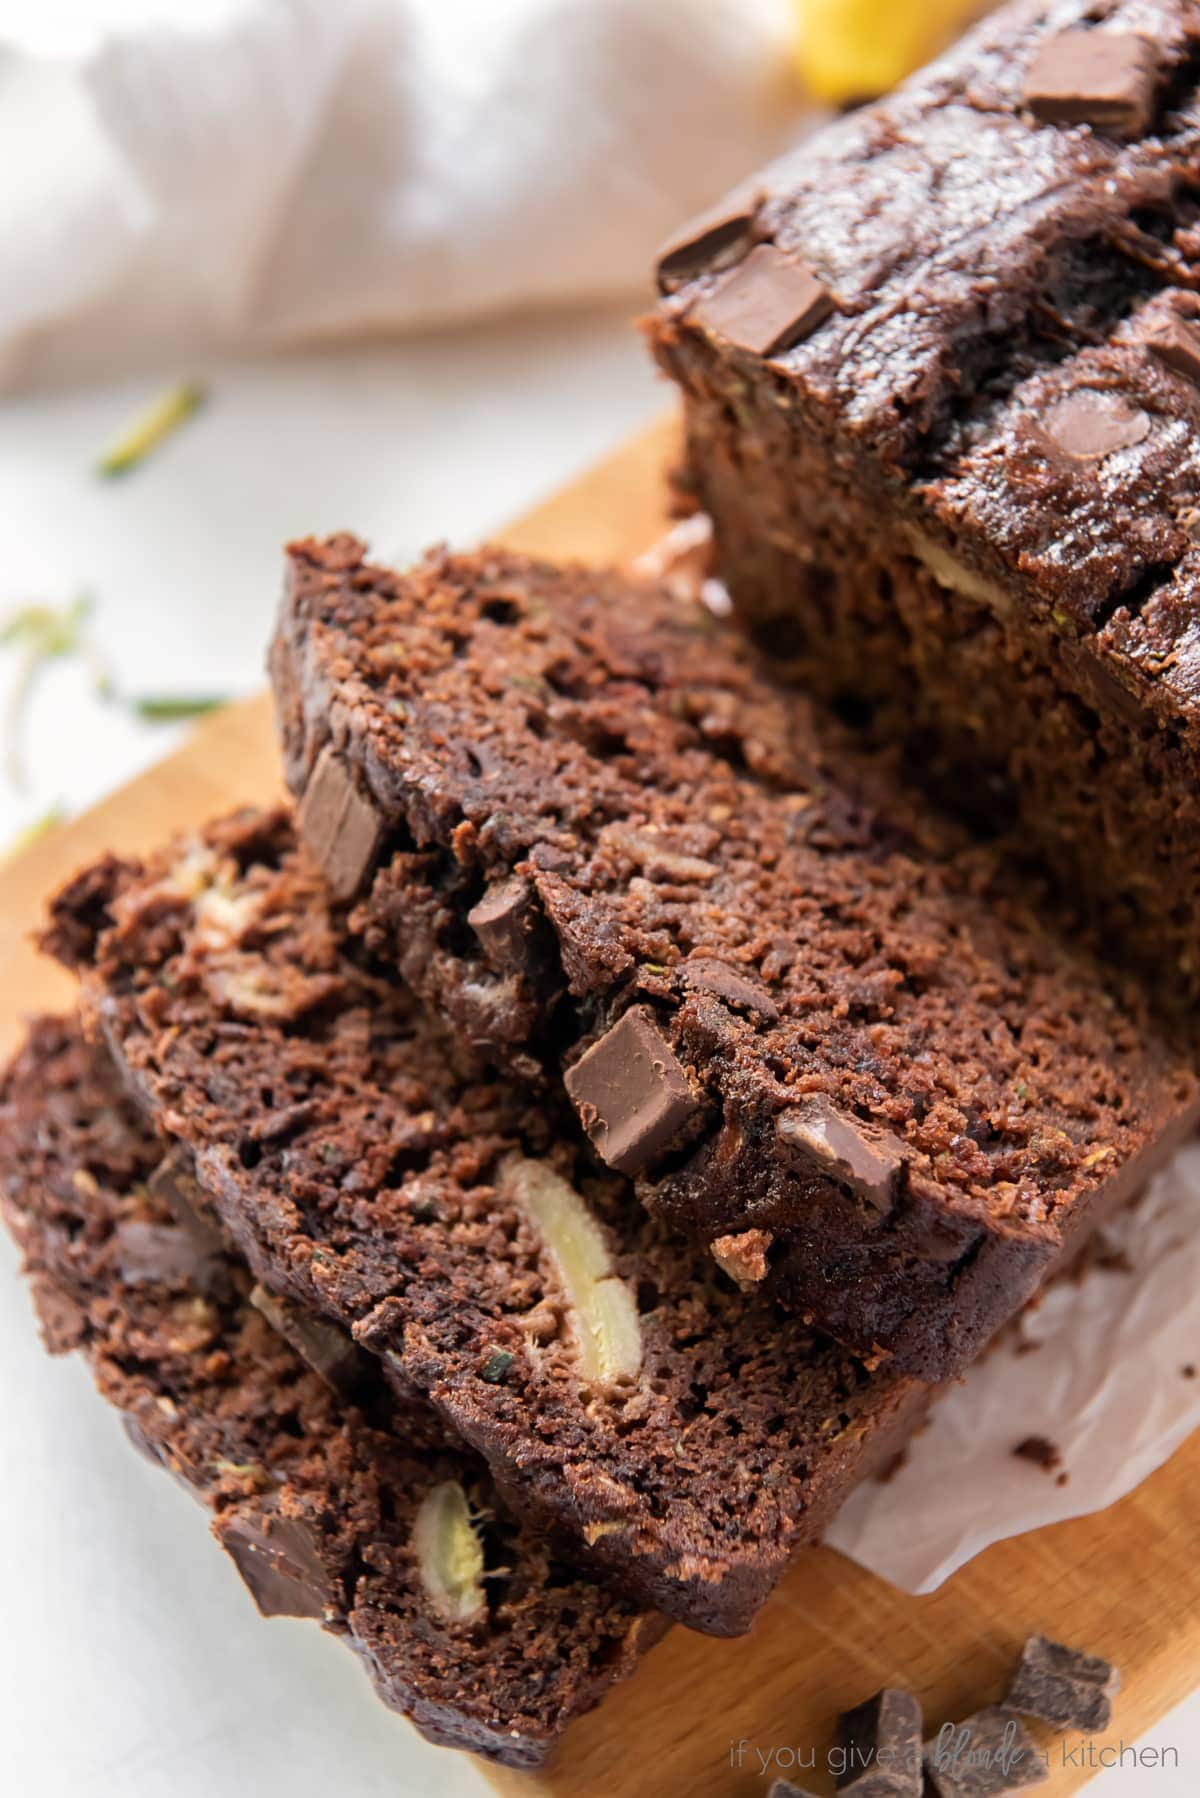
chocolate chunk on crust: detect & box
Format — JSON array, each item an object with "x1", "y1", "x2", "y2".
[
  {"x1": 655, "y1": 192, "x2": 758, "y2": 293},
  {"x1": 924, "y1": 1708, "x2": 1048, "y2": 1797},
  {"x1": 1006, "y1": 1635, "x2": 1120, "y2": 1734},
  {"x1": 836, "y1": 1687, "x2": 923, "y2": 1797},
  {"x1": 691, "y1": 244, "x2": 833, "y2": 357},
  {"x1": 297, "y1": 745, "x2": 382, "y2": 900},
  {"x1": 776, "y1": 1100, "x2": 904, "y2": 1215},
  {"x1": 1022, "y1": 30, "x2": 1160, "y2": 138},
  {"x1": 564, "y1": 1007, "x2": 702, "y2": 1175}
]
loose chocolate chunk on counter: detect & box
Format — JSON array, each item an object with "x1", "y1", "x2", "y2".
[
  {"x1": 467, "y1": 874, "x2": 541, "y2": 975},
  {"x1": 1022, "y1": 30, "x2": 1160, "y2": 137},
  {"x1": 776, "y1": 1101, "x2": 904, "y2": 1215},
  {"x1": 690, "y1": 244, "x2": 833, "y2": 357},
  {"x1": 836, "y1": 1687, "x2": 923, "y2": 1797},
  {"x1": 1141, "y1": 313, "x2": 1200, "y2": 386},
  {"x1": 1006, "y1": 1635, "x2": 1120, "y2": 1733},
  {"x1": 924, "y1": 1708, "x2": 1048, "y2": 1797},
  {"x1": 1043, "y1": 390, "x2": 1150, "y2": 461},
  {"x1": 564, "y1": 1006, "x2": 702, "y2": 1176},
  {"x1": 250, "y1": 1283, "x2": 372, "y2": 1400},
  {"x1": 297, "y1": 745, "x2": 383, "y2": 901},
  {"x1": 218, "y1": 1502, "x2": 334, "y2": 1621},
  {"x1": 655, "y1": 192, "x2": 759, "y2": 292}
]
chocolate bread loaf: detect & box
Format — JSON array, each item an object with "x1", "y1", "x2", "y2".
[
  {"x1": 267, "y1": 537, "x2": 1200, "y2": 1380},
  {"x1": 46, "y1": 809, "x2": 929, "y2": 1637},
  {"x1": 647, "y1": 0, "x2": 1200, "y2": 1001},
  {"x1": 0, "y1": 1016, "x2": 663, "y2": 1767}
]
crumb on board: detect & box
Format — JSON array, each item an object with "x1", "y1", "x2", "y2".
[{"x1": 1013, "y1": 1435, "x2": 1063, "y2": 1473}]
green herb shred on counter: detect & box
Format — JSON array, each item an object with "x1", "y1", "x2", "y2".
[
  {"x1": 129, "y1": 693, "x2": 227, "y2": 722},
  {"x1": 97, "y1": 381, "x2": 207, "y2": 478},
  {"x1": 1, "y1": 595, "x2": 95, "y2": 788}
]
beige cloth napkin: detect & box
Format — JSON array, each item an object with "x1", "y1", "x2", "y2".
[{"x1": 0, "y1": 0, "x2": 805, "y2": 386}]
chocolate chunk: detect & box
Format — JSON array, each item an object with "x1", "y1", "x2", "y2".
[
  {"x1": 122, "y1": 1414, "x2": 166, "y2": 1470},
  {"x1": 218, "y1": 1500, "x2": 334, "y2": 1621},
  {"x1": 711, "y1": 1227, "x2": 774, "y2": 1289},
  {"x1": 1058, "y1": 638, "x2": 1155, "y2": 730},
  {"x1": 114, "y1": 1220, "x2": 217, "y2": 1289},
  {"x1": 1022, "y1": 31, "x2": 1159, "y2": 138},
  {"x1": 1141, "y1": 313, "x2": 1200, "y2": 386},
  {"x1": 924, "y1": 1708, "x2": 1048, "y2": 1798},
  {"x1": 1044, "y1": 390, "x2": 1150, "y2": 461},
  {"x1": 776, "y1": 1099, "x2": 903, "y2": 1213},
  {"x1": 655, "y1": 192, "x2": 758, "y2": 293},
  {"x1": 148, "y1": 1146, "x2": 225, "y2": 1256},
  {"x1": 837, "y1": 1687, "x2": 923, "y2": 1797},
  {"x1": 691, "y1": 244, "x2": 834, "y2": 358},
  {"x1": 564, "y1": 1007, "x2": 700, "y2": 1175},
  {"x1": 682, "y1": 956, "x2": 780, "y2": 1022},
  {"x1": 122, "y1": 1412, "x2": 203, "y2": 1491},
  {"x1": 1006, "y1": 1635, "x2": 1120, "y2": 1734},
  {"x1": 250, "y1": 1283, "x2": 371, "y2": 1400},
  {"x1": 297, "y1": 746, "x2": 383, "y2": 902},
  {"x1": 468, "y1": 874, "x2": 540, "y2": 976}
]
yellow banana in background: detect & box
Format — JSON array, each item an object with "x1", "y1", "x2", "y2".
[{"x1": 794, "y1": 0, "x2": 989, "y2": 102}]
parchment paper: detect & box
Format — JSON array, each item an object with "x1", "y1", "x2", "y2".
[{"x1": 828, "y1": 1142, "x2": 1200, "y2": 1593}]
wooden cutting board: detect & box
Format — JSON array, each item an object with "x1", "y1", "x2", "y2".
[{"x1": 1, "y1": 413, "x2": 1195, "y2": 1797}]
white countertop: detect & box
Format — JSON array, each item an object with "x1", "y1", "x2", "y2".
[{"x1": 0, "y1": 307, "x2": 1194, "y2": 1795}]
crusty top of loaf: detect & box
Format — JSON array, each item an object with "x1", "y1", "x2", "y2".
[{"x1": 653, "y1": 0, "x2": 1200, "y2": 720}]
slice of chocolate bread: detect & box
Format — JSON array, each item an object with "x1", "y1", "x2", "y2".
[
  {"x1": 0, "y1": 1014, "x2": 662, "y2": 1768},
  {"x1": 47, "y1": 811, "x2": 927, "y2": 1636},
  {"x1": 267, "y1": 537, "x2": 1200, "y2": 1381},
  {"x1": 647, "y1": 0, "x2": 1200, "y2": 1002}
]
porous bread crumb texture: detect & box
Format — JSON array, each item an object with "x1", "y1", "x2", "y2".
[
  {"x1": 267, "y1": 536, "x2": 1199, "y2": 1377},
  {"x1": 648, "y1": 0, "x2": 1200, "y2": 1000},
  {"x1": 0, "y1": 1014, "x2": 657, "y2": 1767},
  {"x1": 46, "y1": 810, "x2": 925, "y2": 1635}
]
